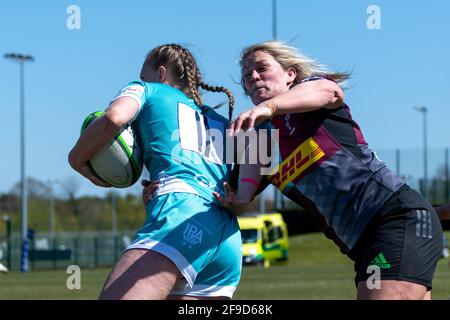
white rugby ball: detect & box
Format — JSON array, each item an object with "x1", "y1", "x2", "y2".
[{"x1": 81, "y1": 111, "x2": 143, "y2": 188}]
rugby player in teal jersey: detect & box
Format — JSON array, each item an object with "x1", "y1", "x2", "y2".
[
  {"x1": 69, "y1": 44, "x2": 241, "y2": 300},
  {"x1": 142, "y1": 41, "x2": 445, "y2": 300}
]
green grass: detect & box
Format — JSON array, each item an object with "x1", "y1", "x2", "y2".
[
  {"x1": 235, "y1": 232, "x2": 450, "y2": 300},
  {"x1": 1, "y1": 232, "x2": 449, "y2": 300}
]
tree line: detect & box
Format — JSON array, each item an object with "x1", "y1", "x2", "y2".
[{"x1": 0, "y1": 177, "x2": 146, "y2": 233}]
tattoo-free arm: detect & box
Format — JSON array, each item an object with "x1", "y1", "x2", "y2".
[{"x1": 68, "y1": 97, "x2": 139, "y2": 175}]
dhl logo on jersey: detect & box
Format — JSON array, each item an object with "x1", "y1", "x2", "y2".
[{"x1": 269, "y1": 137, "x2": 325, "y2": 191}]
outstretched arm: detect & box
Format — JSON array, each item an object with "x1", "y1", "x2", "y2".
[
  {"x1": 231, "y1": 78, "x2": 344, "y2": 133},
  {"x1": 213, "y1": 162, "x2": 264, "y2": 216},
  {"x1": 68, "y1": 97, "x2": 139, "y2": 187}
]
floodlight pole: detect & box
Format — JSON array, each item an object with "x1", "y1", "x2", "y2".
[
  {"x1": 272, "y1": 0, "x2": 277, "y2": 40},
  {"x1": 4, "y1": 53, "x2": 34, "y2": 272},
  {"x1": 47, "y1": 179, "x2": 58, "y2": 249}
]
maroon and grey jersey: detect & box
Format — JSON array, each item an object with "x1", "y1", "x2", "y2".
[{"x1": 268, "y1": 77, "x2": 405, "y2": 254}]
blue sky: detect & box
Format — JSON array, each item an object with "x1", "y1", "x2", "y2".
[{"x1": 1, "y1": 0, "x2": 449, "y2": 197}]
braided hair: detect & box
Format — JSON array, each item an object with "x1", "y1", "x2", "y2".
[{"x1": 142, "y1": 44, "x2": 234, "y2": 121}]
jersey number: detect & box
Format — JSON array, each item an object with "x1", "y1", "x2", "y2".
[{"x1": 178, "y1": 103, "x2": 224, "y2": 165}]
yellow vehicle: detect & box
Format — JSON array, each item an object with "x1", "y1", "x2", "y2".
[{"x1": 238, "y1": 212, "x2": 289, "y2": 267}]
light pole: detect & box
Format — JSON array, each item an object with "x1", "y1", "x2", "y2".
[
  {"x1": 47, "y1": 179, "x2": 58, "y2": 249},
  {"x1": 414, "y1": 106, "x2": 428, "y2": 199},
  {"x1": 272, "y1": 0, "x2": 277, "y2": 40},
  {"x1": 4, "y1": 53, "x2": 34, "y2": 272}
]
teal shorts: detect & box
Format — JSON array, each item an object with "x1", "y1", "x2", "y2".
[{"x1": 125, "y1": 192, "x2": 242, "y2": 298}]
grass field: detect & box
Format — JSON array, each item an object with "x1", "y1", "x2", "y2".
[{"x1": 0, "y1": 232, "x2": 449, "y2": 300}]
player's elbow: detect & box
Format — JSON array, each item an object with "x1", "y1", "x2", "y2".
[
  {"x1": 318, "y1": 80, "x2": 344, "y2": 109},
  {"x1": 332, "y1": 85, "x2": 345, "y2": 106},
  {"x1": 104, "y1": 110, "x2": 129, "y2": 128},
  {"x1": 68, "y1": 149, "x2": 82, "y2": 171}
]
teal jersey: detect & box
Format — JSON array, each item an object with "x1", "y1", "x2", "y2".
[{"x1": 113, "y1": 81, "x2": 229, "y2": 203}]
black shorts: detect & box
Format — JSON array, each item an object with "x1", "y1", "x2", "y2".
[{"x1": 350, "y1": 184, "x2": 443, "y2": 290}]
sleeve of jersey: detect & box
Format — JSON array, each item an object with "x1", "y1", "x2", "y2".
[{"x1": 110, "y1": 81, "x2": 148, "y2": 117}]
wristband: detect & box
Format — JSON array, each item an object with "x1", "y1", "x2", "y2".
[
  {"x1": 263, "y1": 100, "x2": 277, "y2": 118},
  {"x1": 240, "y1": 177, "x2": 259, "y2": 188}
]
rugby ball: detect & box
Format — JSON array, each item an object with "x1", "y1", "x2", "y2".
[{"x1": 80, "y1": 111, "x2": 143, "y2": 188}]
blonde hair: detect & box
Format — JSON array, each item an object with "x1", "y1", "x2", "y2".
[
  {"x1": 240, "y1": 41, "x2": 350, "y2": 94},
  {"x1": 142, "y1": 44, "x2": 234, "y2": 121}
]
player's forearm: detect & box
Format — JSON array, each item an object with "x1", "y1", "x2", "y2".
[
  {"x1": 266, "y1": 79, "x2": 344, "y2": 115},
  {"x1": 236, "y1": 163, "x2": 263, "y2": 203},
  {"x1": 68, "y1": 115, "x2": 121, "y2": 170}
]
